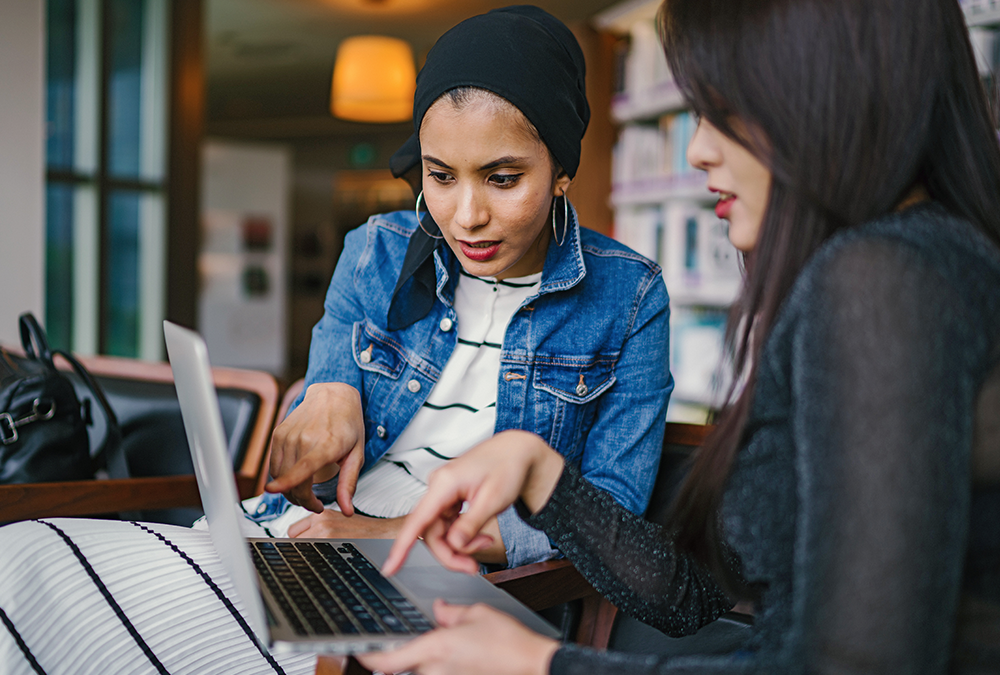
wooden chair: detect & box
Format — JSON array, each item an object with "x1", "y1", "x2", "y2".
[{"x1": 0, "y1": 352, "x2": 279, "y2": 523}]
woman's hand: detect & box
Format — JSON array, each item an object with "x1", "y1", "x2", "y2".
[
  {"x1": 264, "y1": 383, "x2": 365, "y2": 515},
  {"x1": 288, "y1": 510, "x2": 403, "y2": 539},
  {"x1": 383, "y1": 430, "x2": 564, "y2": 576},
  {"x1": 288, "y1": 510, "x2": 510, "y2": 566},
  {"x1": 356, "y1": 600, "x2": 558, "y2": 675}
]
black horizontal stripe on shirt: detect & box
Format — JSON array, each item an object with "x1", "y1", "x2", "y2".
[
  {"x1": 240, "y1": 500, "x2": 275, "y2": 538},
  {"x1": 422, "y1": 401, "x2": 497, "y2": 413},
  {"x1": 129, "y1": 521, "x2": 287, "y2": 675},
  {"x1": 459, "y1": 269, "x2": 538, "y2": 288},
  {"x1": 420, "y1": 446, "x2": 454, "y2": 461},
  {"x1": 391, "y1": 460, "x2": 414, "y2": 476},
  {"x1": 36, "y1": 520, "x2": 170, "y2": 675},
  {"x1": 0, "y1": 605, "x2": 46, "y2": 674},
  {"x1": 457, "y1": 337, "x2": 502, "y2": 350}
]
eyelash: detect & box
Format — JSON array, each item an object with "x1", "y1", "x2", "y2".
[
  {"x1": 489, "y1": 173, "x2": 522, "y2": 188},
  {"x1": 426, "y1": 171, "x2": 523, "y2": 188}
]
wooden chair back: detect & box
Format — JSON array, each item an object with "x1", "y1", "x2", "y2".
[{"x1": 0, "y1": 352, "x2": 279, "y2": 523}]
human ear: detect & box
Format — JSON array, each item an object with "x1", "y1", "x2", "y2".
[{"x1": 552, "y1": 169, "x2": 572, "y2": 197}]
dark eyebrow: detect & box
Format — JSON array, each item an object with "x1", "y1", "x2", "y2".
[
  {"x1": 479, "y1": 156, "x2": 528, "y2": 171},
  {"x1": 422, "y1": 155, "x2": 453, "y2": 171},
  {"x1": 422, "y1": 154, "x2": 529, "y2": 172}
]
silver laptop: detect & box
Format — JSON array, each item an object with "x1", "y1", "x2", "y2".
[{"x1": 163, "y1": 320, "x2": 558, "y2": 655}]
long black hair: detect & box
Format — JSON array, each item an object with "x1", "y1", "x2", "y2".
[{"x1": 659, "y1": 0, "x2": 1000, "y2": 584}]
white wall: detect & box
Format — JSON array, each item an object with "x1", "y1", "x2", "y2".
[
  {"x1": 199, "y1": 139, "x2": 291, "y2": 375},
  {"x1": 0, "y1": 1, "x2": 45, "y2": 346}
]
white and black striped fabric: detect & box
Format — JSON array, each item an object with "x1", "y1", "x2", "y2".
[
  {"x1": 362, "y1": 271, "x2": 541, "y2": 518},
  {"x1": 0, "y1": 518, "x2": 317, "y2": 675}
]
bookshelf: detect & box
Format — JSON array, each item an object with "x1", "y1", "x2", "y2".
[
  {"x1": 964, "y1": 0, "x2": 1000, "y2": 28},
  {"x1": 596, "y1": 0, "x2": 737, "y2": 422},
  {"x1": 594, "y1": 0, "x2": 1000, "y2": 422}
]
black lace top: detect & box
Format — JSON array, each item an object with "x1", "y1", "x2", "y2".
[{"x1": 529, "y1": 203, "x2": 1000, "y2": 674}]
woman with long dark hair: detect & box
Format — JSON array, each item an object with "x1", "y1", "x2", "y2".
[{"x1": 362, "y1": 0, "x2": 1000, "y2": 672}]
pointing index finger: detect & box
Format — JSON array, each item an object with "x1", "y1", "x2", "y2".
[{"x1": 383, "y1": 488, "x2": 464, "y2": 576}]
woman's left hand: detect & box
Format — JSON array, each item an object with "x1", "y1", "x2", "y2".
[
  {"x1": 287, "y1": 509, "x2": 403, "y2": 539},
  {"x1": 357, "y1": 600, "x2": 558, "y2": 675}
]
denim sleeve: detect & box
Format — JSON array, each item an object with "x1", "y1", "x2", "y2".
[
  {"x1": 579, "y1": 268, "x2": 673, "y2": 515},
  {"x1": 498, "y1": 504, "x2": 560, "y2": 567}
]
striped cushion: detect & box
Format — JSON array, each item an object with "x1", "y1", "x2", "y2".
[{"x1": 0, "y1": 518, "x2": 317, "y2": 675}]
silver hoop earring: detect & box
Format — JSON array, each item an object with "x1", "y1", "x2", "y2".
[
  {"x1": 551, "y1": 194, "x2": 568, "y2": 246},
  {"x1": 415, "y1": 191, "x2": 443, "y2": 240}
]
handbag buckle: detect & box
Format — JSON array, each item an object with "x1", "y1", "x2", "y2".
[
  {"x1": 0, "y1": 413, "x2": 17, "y2": 445},
  {"x1": 0, "y1": 399, "x2": 56, "y2": 445}
]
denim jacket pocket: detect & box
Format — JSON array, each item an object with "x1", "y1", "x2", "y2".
[
  {"x1": 531, "y1": 356, "x2": 617, "y2": 457},
  {"x1": 532, "y1": 355, "x2": 617, "y2": 404},
  {"x1": 352, "y1": 320, "x2": 406, "y2": 380}
]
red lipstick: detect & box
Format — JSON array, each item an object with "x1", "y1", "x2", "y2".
[
  {"x1": 714, "y1": 193, "x2": 736, "y2": 220},
  {"x1": 460, "y1": 241, "x2": 501, "y2": 262}
]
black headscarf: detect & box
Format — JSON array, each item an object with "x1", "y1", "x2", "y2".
[{"x1": 386, "y1": 5, "x2": 590, "y2": 331}]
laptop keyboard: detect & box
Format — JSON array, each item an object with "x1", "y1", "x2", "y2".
[{"x1": 250, "y1": 540, "x2": 434, "y2": 637}]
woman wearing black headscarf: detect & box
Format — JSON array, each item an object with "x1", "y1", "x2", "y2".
[
  {"x1": 0, "y1": 8, "x2": 672, "y2": 673},
  {"x1": 247, "y1": 4, "x2": 672, "y2": 570}
]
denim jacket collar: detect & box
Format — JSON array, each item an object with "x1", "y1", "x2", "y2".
[{"x1": 431, "y1": 202, "x2": 586, "y2": 308}]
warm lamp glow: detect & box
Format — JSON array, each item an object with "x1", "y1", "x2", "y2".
[{"x1": 331, "y1": 36, "x2": 416, "y2": 123}]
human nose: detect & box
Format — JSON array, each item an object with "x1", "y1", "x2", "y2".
[
  {"x1": 454, "y1": 185, "x2": 488, "y2": 231},
  {"x1": 687, "y1": 118, "x2": 720, "y2": 172}
]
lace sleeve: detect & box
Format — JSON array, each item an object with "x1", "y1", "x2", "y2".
[{"x1": 526, "y1": 463, "x2": 734, "y2": 637}]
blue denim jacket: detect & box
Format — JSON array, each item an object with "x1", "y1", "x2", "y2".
[{"x1": 260, "y1": 205, "x2": 673, "y2": 567}]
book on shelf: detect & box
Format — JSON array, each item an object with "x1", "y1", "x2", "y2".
[
  {"x1": 611, "y1": 18, "x2": 684, "y2": 120},
  {"x1": 660, "y1": 202, "x2": 741, "y2": 305},
  {"x1": 669, "y1": 306, "x2": 730, "y2": 409},
  {"x1": 613, "y1": 201, "x2": 741, "y2": 307},
  {"x1": 612, "y1": 110, "x2": 698, "y2": 188},
  {"x1": 961, "y1": 0, "x2": 998, "y2": 14},
  {"x1": 968, "y1": 25, "x2": 999, "y2": 74}
]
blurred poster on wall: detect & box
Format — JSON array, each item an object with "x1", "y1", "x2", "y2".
[{"x1": 199, "y1": 140, "x2": 290, "y2": 375}]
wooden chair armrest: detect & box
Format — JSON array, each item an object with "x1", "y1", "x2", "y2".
[
  {"x1": 484, "y1": 558, "x2": 600, "y2": 612},
  {"x1": 0, "y1": 474, "x2": 258, "y2": 521}
]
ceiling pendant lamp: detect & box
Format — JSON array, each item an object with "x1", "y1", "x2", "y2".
[{"x1": 331, "y1": 35, "x2": 416, "y2": 123}]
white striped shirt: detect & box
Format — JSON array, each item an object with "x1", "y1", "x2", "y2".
[{"x1": 349, "y1": 270, "x2": 541, "y2": 519}]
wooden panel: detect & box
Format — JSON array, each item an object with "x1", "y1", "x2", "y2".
[
  {"x1": 485, "y1": 558, "x2": 600, "y2": 612},
  {"x1": 0, "y1": 474, "x2": 258, "y2": 522},
  {"x1": 166, "y1": 0, "x2": 204, "y2": 332},
  {"x1": 576, "y1": 595, "x2": 619, "y2": 649},
  {"x1": 663, "y1": 421, "x2": 713, "y2": 448},
  {"x1": 568, "y1": 23, "x2": 616, "y2": 237}
]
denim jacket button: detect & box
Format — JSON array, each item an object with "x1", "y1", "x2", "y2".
[
  {"x1": 376, "y1": 425, "x2": 387, "y2": 439},
  {"x1": 407, "y1": 379, "x2": 421, "y2": 393},
  {"x1": 359, "y1": 345, "x2": 373, "y2": 364},
  {"x1": 576, "y1": 382, "x2": 589, "y2": 396},
  {"x1": 439, "y1": 318, "x2": 453, "y2": 332}
]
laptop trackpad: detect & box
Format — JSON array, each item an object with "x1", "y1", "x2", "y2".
[{"x1": 395, "y1": 567, "x2": 488, "y2": 603}]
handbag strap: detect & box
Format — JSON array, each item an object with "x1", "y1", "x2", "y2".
[
  {"x1": 19, "y1": 313, "x2": 55, "y2": 368},
  {"x1": 52, "y1": 349, "x2": 127, "y2": 480}
]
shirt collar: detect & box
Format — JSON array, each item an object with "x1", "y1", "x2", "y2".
[{"x1": 386, "y1": 202, "x2": 586, "y2": 331}]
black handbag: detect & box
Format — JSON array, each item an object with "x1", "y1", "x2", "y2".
[{"x1": 0, "y1": 312, "x2": 124, "y2": 484}]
